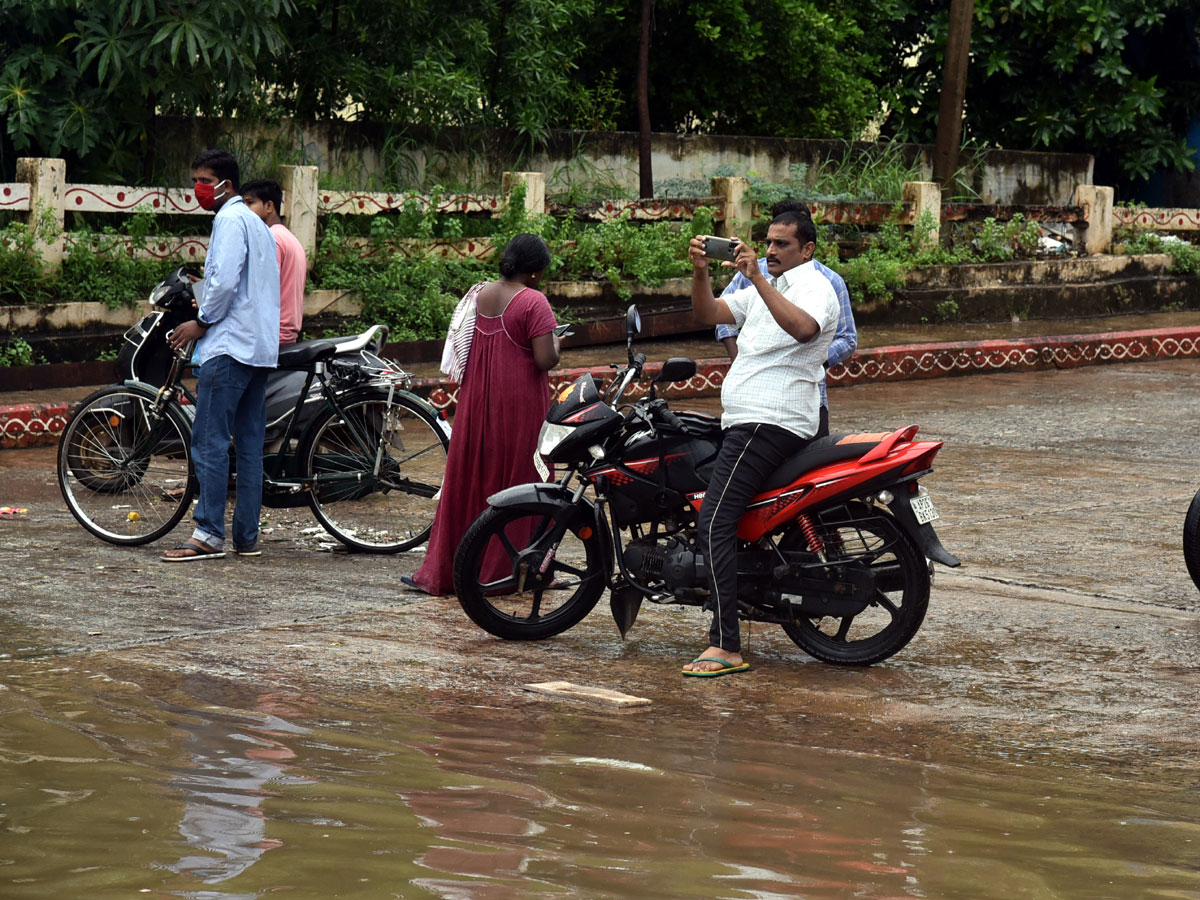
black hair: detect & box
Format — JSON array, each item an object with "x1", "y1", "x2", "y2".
[
  {"x1": 190, "y1": 149, "x2": 240, "y2": 189},
  {"x1": 241, "y1": 179, "x2": 283, "y2": 214},
  {"x1": 498, "y1": 233, "x2": 551, "y2": 277},
  {"x1": 771, "y1": 197, "x2": 812, "y2": 219},
  {"x1": 771, "y1": 210, "x2": 817, "y2": 245}
]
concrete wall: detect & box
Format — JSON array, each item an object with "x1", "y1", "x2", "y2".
[{"x1": 153, "y1": 119, "x2": 1093, "y2": 205}]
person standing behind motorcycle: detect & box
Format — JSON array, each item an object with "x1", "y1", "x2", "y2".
[
  {"x1": 715, "y1": 199, "x2": 857, "y2": 437},
  {"x1": 403, "y1": 233, "x2": 561, "y2": 595},
  {"x1": 241, "y1": 179, "x2": 307, "y2": 347},
  {"x1": 163, "y1": 149, "x2": 280, "y2": 562},
  {"x1": 683, "y1": 212, "x2": 839, "y2": 675}
]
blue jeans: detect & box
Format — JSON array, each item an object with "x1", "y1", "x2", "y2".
[{"x1": 190, "y1": 355, "x2": 270, "y2": 551}]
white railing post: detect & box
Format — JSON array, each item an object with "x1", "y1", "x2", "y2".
[
  {"x1": 710, "y1": 176, "x2": 751, "y2": 239},
  {"x1": 1073, "y1": 185, "x2": 1114, "y2": 254},
  {"x1": 902, "y1": 181, "x2": 941, "y2": 249},
  {"x1": 279, "y1": 164, "x2": 319, "y2": 269},
  {"x1": 16, "y1": 157, "x2": 66, "y2": 271},
  {"x1": 501, "y1": 172, "x2": 546, "y2": 215}
]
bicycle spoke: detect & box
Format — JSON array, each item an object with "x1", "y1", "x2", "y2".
[
  {"x1": 59, "y1": 389, "x2": 193, "y2": 545},
  {"x1": 305, "y1": 394, "x2": 447, "y2": 552}
]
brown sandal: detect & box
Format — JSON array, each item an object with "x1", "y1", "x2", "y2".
[{"x1": 162, "y1": 539, "x2": 225, "y2": 562}]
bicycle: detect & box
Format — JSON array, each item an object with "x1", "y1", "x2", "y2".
[{"x1": 58, "y1": 330, "x2": 450, "y2": 554}]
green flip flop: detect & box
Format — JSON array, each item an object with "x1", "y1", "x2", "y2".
[{"x1": 682, "y1": 656, "x2": 751, "y2": 677}]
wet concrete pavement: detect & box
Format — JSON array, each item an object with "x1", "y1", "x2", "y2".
[{"x1": 3, "y1": 358, "x2": 1200, "y2": 779}]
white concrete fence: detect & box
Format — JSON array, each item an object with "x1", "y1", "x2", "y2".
[{"x1": 0, "y1": 156, "x2": 1187, "y2": 273}]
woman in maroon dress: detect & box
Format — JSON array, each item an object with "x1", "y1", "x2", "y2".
[{"x1": 405, "y1": 234, "x2": 560, "y2": 595}]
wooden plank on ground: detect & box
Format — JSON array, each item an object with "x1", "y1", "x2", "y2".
[{"x1": 524, "y1": 681, "x2": 651, "y2": 708}]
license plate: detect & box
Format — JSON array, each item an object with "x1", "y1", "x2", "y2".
[
  {"x1": 533, "y1": 451, "x2": 549, "y2": 482},
  {"x1": 911, "y1": 493, "x2": 939, "y2": 524}
]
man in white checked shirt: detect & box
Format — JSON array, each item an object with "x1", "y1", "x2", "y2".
[{"x1": 682, "y1": 211, "x2": 840, "y2": 677}]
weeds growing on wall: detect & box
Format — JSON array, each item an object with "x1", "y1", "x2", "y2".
[
  {"x1": 0, "y1": 220, "x2": 54, "y2": 305},
  {"x1": 832, "y1": 212, "x2": 1050, "y2": 307},
  {"x1": 310, "y1": 186, "x2": 716, "y2": 338},
  {"x1": 1, "y1": 209, "x2": 182, "y2": 309},
  {"x1": 0, "y1": 338, "x2": 36, "y2": 367},
  {"x1": 1119, "y1": 232, "x2": 1200, "y2": 275}
]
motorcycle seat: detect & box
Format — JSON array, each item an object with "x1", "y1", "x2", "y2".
[
  {"x1": 277, "y1": 340, "x2": 338, "y2": 370},
  {"x1": 763, "y1": 433, "x2": 885, "y2": 490}
]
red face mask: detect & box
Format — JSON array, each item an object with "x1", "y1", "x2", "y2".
[{"x1": 194, "y1": 180, "x2": 227, "y2": 211}]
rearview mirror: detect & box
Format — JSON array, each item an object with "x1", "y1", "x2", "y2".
[
  {"x1": 625, "y1": 305, "x2": 642, "y2": 339},
  {"x1": 625, "y1": 305, "x2": 642, "y2": 363},
  {"x1": 655, "y1": 357, "x2": 697, "y2": 384}
]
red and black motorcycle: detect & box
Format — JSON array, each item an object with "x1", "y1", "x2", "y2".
[{"x1": 452, "y1": 307, "x2": 960, "y2": 665}]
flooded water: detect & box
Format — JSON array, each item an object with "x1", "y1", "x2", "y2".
[{"x1": 4, "y1": 657, "x2": 1200, "y2": 899}]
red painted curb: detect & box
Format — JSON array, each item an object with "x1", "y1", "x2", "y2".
[
  {"x1": 0, "y1": 400, "x2": 77, "y2": 450},
  {"x1": 6, "y1": 326, "x2": 1200, "y2": 449}
]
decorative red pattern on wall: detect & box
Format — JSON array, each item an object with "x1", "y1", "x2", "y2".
[
  {"x1": 64, "y1": 186, "x2": 201, "y2": 214},
  {"x1": 6, "y1": 328, "x2": 1200, "y2": 447}
]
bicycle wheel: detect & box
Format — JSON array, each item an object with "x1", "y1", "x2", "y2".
[
  {"x1": 301, "y1": 388, "x2": 449, "y2": 552},
  {"x1": 58, "y1": 386, "x2": 195, "y2": 545}
]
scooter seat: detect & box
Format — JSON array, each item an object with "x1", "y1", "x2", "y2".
[
  {"x1": 277, "y1": 340, "x2": 338, "y2": 370},
  {"x1": 763, "y1": 433, "x2": 886, "y2": 491}
]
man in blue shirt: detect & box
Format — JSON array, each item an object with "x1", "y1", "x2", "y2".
[
  {"x1": 163, "y1": 149, "x2": 281, "y2": 561},
  {"x1": 715, "y1": 199, "x2": 857, "y2": 437}
]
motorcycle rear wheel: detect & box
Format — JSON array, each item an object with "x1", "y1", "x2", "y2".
[
  {"x1": 779, "y1": 504, "x2": 929, "y2": 665},
  {"x1": 453, "y1": 503, "x2": 606, "y2": 640},
  {"x1": 1183, "y1": 488, "x2": 1200, "y2": 592}
]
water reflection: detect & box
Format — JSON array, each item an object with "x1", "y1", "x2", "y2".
[
  {"x1": 165, "y1": 691, "x2": 311, "y2": 898},
  {"x1": 2, "y1": 665, "x2": 1199, "y2": 899}
]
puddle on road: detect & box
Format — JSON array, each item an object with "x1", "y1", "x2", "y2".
[{"x1": 3, "y1": 660, "x2": 1199, "y2": 899}]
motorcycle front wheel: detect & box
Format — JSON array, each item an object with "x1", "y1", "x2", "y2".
[
  {"x1": 453, "y1": 502, "x2": 606, "y2": 640},
  {"x1": 779, "y1": 503, "x2": 930, "y2": 665},
  {"x1": 1183, "y1": 488, "x2": 1200, "y2": 592}
]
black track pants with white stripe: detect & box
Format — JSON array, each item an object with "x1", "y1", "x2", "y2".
[{"x1": 698, "y1": 422, "x2": 813, "y2": 652}]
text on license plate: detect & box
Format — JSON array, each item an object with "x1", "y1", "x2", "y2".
[
  {"x1": 911, "y1": 493, "x2": 939, "y2": 524},
  {"x1": 533, "y1": 451, "x2": 549, "y2": 482}
]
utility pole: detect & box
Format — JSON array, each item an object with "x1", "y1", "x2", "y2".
[
  {"x1": 932, "y1": 0, "x2": 975, "y2": 190},
  {"x1": 637, "y1": 0, "x2": 655, "y2": 198}
]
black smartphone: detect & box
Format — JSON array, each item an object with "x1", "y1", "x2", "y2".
[{"x1": 703, "y1": 236, "x2": 741, "y2": 261}]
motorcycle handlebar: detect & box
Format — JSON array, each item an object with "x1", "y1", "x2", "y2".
[{"x1": 656, "y1": 405, "x2": 686, "y2": 432}]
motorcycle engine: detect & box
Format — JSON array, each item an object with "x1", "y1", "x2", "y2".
[{"x1": 623, "y1": 536, "x2": 699, "y2": 591}]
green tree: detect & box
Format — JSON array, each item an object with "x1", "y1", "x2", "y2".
[
  {"x1": 0, "y1": 0, "x2": 293, "y2": 180},
  {"x1": 271, "y1": 0, "x2": 598, "y2": 147},
  {"x1": 879, "y1": 0, "x2": 1200, "y2": 185},
  {"x1": 572, "y1": 0, "x2": 895, "y2": 140}
]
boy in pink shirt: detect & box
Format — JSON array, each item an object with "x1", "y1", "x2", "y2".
[{"x1": 242, "y1": 179, "x2": 307, "y2": 346}]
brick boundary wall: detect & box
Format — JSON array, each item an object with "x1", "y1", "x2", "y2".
[{"x1": 5, "y1": 327, "x2": 1199, "y2": 449}]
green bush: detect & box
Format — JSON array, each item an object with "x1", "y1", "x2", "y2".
[
  {"x1": 0, "y1": 338, "x2": 35, "y2": 367},
  {"x1": 1123, "y1": 232, "x2": 1200, "y2": 275},
  {"x1": 0, "y1": 213, "x2": 55, "y2": 305}
]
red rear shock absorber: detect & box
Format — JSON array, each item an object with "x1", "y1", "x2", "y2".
[{"x1": 797, "y1": 513, "x2": 825, "y2": 559}]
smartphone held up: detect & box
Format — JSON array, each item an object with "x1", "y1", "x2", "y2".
[{"x1": 702, "y1": 235, "x2": 742, "y2": 262}]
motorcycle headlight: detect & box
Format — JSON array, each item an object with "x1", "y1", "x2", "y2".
[
  {"x1": 537, "y1": 422, "x2": 575, "y2": 458},
  {"x1": 149, "y1": 283, "x2": 170, "y2": 306}
]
